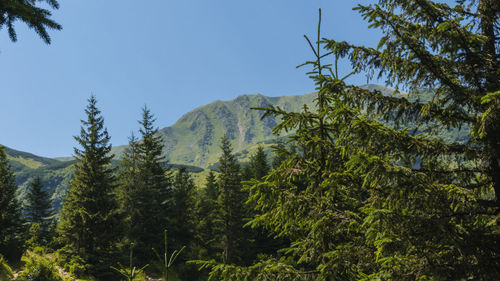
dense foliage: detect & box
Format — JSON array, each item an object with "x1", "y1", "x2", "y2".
[
  {"x1": 17, "y1": 250, "x2": 63, "y2": 281},
  {"x1": 198, "y1": 1, "x2": 500, "y2": 280}
]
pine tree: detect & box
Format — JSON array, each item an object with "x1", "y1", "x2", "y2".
[
  {"x1": 248, "y1": 146, "x2": 269, "y2": 181},
  {"x1": 205, "y1": 171, "x2": 219, "y2": 203},
  {"x1": 57, "y1": 96, "x2": 120, "y2": 274},
  {"x1": 116, "y1": 133, "x2": 141, "y2": 220},
  {"x1": 116, "y1": 133, "x2": 142, "y2": 245},
  {"x1": 0, "y1": 145, "x2": 26, "y2": 262},
  {"x1": 216, "y1": 136, "x2": 247, "y2": 264},
  {"x1": 170, "y1": 168, "x2": 196, "y2": 250},
  {"x1": 0, "y1": 0, "x2": 61, "y2": 44},
  {"x1": 197, "y1": 171, "x2": 221, "y2": 260},
  {"x1": 200, "y1": 2, "x2": 500, "y2": 279},
  {"x1": 137, "y1": 106, "x2": 169, "y2": 199},
  {"x1": 117, "y1": 106, "x2": 171, "y2": 263},
  {"x1": 170, "y1": 168, "x2": 200, "y2": 279},
  {"x1": 24, "y1": 176, "x2": 55, "y2": 246}
]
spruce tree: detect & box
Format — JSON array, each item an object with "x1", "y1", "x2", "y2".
[
  {"x1": 57, "y1": 96, "x2": 120, "y2": 274},
  {"x1": 170, "y1": 168, "x2": 196, "y2": 250},
  {"x1": 200, "y1": 2, "x2": 500, "y2": 280},
  {"x1": 204, "y1": 171, "x2": 219, "y2": 203},
  {"x1": 0, "y1": 145, "x2": 26, "y2": 262},
  {"x1": 216, "y1": 136, "x2": 247, "y2": 264},
  {"x1": 0, "y1": 0, "x2": 61, "y2": 44},
  {"x1": 197, "y1": 171, "x2": 221, "y2": 260},
  {"x1": 170, "y1": 168, "x2": 200, "y2": 279},
  {"x1": 248, "y1": 146, "x2": 269, "y2": 181},
  {"x1": 117, "y1": 106, "x2": 170, "y2": 264},
  {"x1": 24, "y1": 176, "x2": 55, "y2": 246},
  {"x1": 116, "y1": 133, "x2": 142, "y2": 243},
  {"x1": 117, "y1": 134, "x2": 141, "y2": 207}
]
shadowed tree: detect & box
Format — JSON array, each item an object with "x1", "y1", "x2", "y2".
[
  {"x1": 0, "y1": 145, "x2": 26, "y2": 262},
  {"x1": 216, "y1": 136, "x2": 248, "y2": 264},
  {"x1": 24, "y1": 176, "x2": 55, "y2": 246},
  {"x1": 117, "y1": 106, "x2": 171, "y2": 264}
]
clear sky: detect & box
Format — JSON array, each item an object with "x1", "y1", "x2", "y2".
[{"x1": 0, "y1": 0, "x2": 382, "y2": 158}]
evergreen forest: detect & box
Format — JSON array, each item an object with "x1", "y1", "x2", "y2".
[{"x1": 0, "y1": 0, "x2": 499, "y2": 280}]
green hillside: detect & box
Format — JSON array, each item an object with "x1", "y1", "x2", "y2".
[
  {"x1": 4, "y1": 146, "x2": 74, "y2": 210},
  {"x1": 111, "y1": 92, "x2": 317, "y2": 168},
  {"x1": 5, "y1": 146, "x2": 205, "y2": 210}
]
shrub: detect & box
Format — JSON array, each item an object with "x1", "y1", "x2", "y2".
[
  {"x1": 0, "y1": 254, "x2": 13, "y2": 280},
  {"x1": 17, "y1": 252, "x2": 63, "y2": 281},
  {"x1": 32, "y1": 246, "x2": 45, "y2": 255},
  {"x1": 55, "y1": 245, "x2": 89, "y2": 277}
]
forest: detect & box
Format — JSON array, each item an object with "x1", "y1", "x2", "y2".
[{"x1": 1, "y1": 0, "x2": 499, "y2": 280}]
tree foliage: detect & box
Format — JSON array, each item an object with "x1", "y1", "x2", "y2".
[
  {"x1": 24, "y1": 176, "x2": 55, "y2": 246},
  {"x1": 196, "y1": 171, "x2": 221, "y2": 261},
  {"x1": 200, "y1": 1, "x2": 500, "y2": 280},
  {"x1": 0, "y1": 0, "x2": 61, "y2": 44},
  {"x1": 117, "y1": 106, "x2": 171, "y2": 264},
  {"x1": 246, "y1": 146, "x2": 270, "y2": 181},
  {"x1": 0, "y1": 145, "x2": 26, "y2": 262},
  {"x1": 216, "y1": 136, "x2": 248, "y2": 265},
  {"x1": 57, "y1": 96, "x2": 120, "y2": 276}
]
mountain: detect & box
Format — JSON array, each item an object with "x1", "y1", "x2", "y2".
[{"x1": 112, "y1": 92, "x2": 317, "y2": 168}]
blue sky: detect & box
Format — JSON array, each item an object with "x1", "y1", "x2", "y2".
[{"x1": 0, "y1": 0, "x2": 382, "y2": 158}]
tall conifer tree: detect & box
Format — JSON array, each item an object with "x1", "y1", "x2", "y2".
[
  {"x1": 24, "y1": 176, "x2": 54, "y2": 245},
  {"x1": 117, "y1": 106, "x2": 170, "y2": 263},
  {"x1": 170, "y1": 168, "x2": 196, "y2": 250},
  {"x1": 57, "y1": 96, "x2": 120, "y2": 274},
  {"x1": 170, "y1": 168, "x2": 200, "y2": 279},
  {"x1": 200, "y1": 1, "x2": 500, "y2": 279},
  {"x1": 248, "y1": 146, "x2": 270, "y2": 181},
  {"x1": 197, "y1": 171, "x2": 221, "y2": 260},
  {"x1": 0, "y1": 145, "x2": 25, "y2": 262},
  {"x1": 116, "y1": 133, "x2": 141, "y2": 243},
  {"x1": 216, "y1": 136, "x2": 247, "y2": 264}
]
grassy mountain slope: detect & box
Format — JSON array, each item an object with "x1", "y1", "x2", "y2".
[
  {"x1": 5, "y1": 145, "x2": 206, "y2": 210},
  {"x1": 112, "y1": 92, "x2": 316, "y2": 168},
  {"x1": 4, "y1": 146, "x2": 74, "y2": 210}
]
